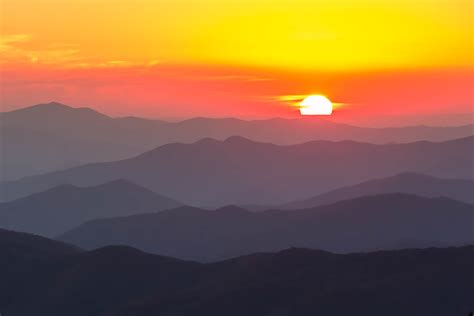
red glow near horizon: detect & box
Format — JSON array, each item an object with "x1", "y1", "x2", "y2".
[{"x1": 1, "y1": 63, "x2": 472, "y2": 126}]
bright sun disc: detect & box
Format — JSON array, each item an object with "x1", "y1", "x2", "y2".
[{"x1": 300, "y1": 95, "x2": 333, "y2": 115}]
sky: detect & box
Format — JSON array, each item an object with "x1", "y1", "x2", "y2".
[{"x1": 0, "y1": 0, "x2": 472, "y2": 126}]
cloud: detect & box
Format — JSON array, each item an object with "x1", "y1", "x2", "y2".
[
  {"x1": 0, "y1": 34, "x2": 31, "y2": 51},
  {"x1": 268, "y1": 95, "x2": 348, "y2": 110},
  {"x1": 147, "y1": 60, "x2": 161, "y2": 67},
  {"x1": 0, "y1": 34, "x2": 83, "y2": 65},
  {"x1": 0, "y1": 34, "x2": 146, "y2": 69},
  {"x1": 198, "y1": 74, "x2": 271, "y2": 82},
  {"x1": 275, "y1": 95, "x2": 307, "y2": 102}
]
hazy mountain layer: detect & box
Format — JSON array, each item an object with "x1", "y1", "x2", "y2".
[
  {"x1": 58, "y1": 194, "x2": 474, "y2": 262},
  {"x1": 1, "y1": 102, "x2": 472, "y2": 181},
  {"x1": 1, "y1": 135, "x2": 472, "y2": 205},
  {"x1": 0, "y1": 179, "x2": 181, "y2": 237},
  {"x1": 260, "y1": 172, "x2": 474, "y2": 210}
]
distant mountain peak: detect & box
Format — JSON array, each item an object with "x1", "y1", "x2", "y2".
[
  {"x1": 181, "y1": 116, "x2": 243, "y2": 123},
  {"x1": 4, "y1": 101, "x2": 110, "y2": 119},
  {"x1": 93, "y1": 179, "x2": 142, "y2": 189},
  {"x1": 193, "y1": 137, "x2": 220, "y2": 145},
  {"x1": 40, "y1": 180, "x2": 147, "y2": 194},
  {"x1": 224, "y1": 136, "x2": 262, "y2": 145},
  {"x1": 40, "y1": 101, "x2": 71, "y2": 108},
  {"x1": 6, "y1": 101, "x2": 72, "y2": 114},
  {"x1": 192, "y1": 136, "x2": 260, "y2": 146}
]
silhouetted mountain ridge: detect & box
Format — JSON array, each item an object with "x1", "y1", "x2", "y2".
[
  {"x1": 58, "y1": 193, "x2": 474, "y2": 261},
  {"x1": 1, "y1": 135, "x2": 471, "y2": 205},
  {"x1": 2, "y1": 102, "x2": 472, "y2": 181},
  {"x1": 0, "y1": 179, "x2": 182, "y2": 237},
  {"x1": 0, "y1": 228, "x2": 80, "y2": 256},
  {"x1": 3, "y1": 101, "x2": 111, "y2": 123},
  {"x1": 260, "y1": 172, "x2": 474, "y2": 210},
  {"x1": 1, "y1": 228, "x2": 472, "y2": 316}
]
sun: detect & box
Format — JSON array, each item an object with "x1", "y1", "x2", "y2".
[{"x1": 300, "y1": 95, "x2": 333, "y2": 115}]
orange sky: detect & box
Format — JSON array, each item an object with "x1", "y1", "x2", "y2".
[{"x1": 0, "y1": 0, "x2": 472, "y2": 125}]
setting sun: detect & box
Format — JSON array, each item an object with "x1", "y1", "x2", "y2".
[{"x1": 300, "y1": 95, "x2": 333, "y2": 116}]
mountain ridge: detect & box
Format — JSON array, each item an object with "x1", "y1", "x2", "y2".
[
  {"x1": 0, "y1": 179, "x2": 182, "y2": 237},
  {"x1": 2, "y1": 227, "x2": 472, "y2": 316},
  {"x1": 1, "y1": 134, "x2": 472, "y2": 205},
  {"x1": 2, "y1": 102, "x2": 472, "y2": 182},
  {"x1": 57, "y1": 193, "x2": 474, "y2": 261},
  {"x1": 4, "y1": 102, "x2": 474, "y2": 129},
  {"x1": 256, "y1": 172, "x2": 474, "y2": 210}
]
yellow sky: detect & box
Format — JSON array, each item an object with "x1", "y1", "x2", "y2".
[
  {"x1": 1, "y1": 0, "x2": 472, "y2": 123},
  {"x1": 1, "y1": 0, "x2": 472, "y2": 71}
]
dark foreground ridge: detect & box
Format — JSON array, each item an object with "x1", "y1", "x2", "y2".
[{"x1": 1, "y1": 228, "x2": 473, "y2": 316}]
